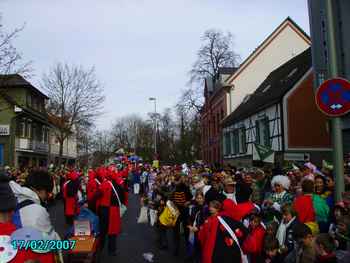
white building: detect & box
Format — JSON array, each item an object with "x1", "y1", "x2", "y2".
[{"x1": 224, "y1": 17, "x2": 311, "y2": 115}]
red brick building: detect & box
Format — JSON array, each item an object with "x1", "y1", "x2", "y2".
[{"x1": 201, "y1": 68, "x2": 237, "y2": 165}]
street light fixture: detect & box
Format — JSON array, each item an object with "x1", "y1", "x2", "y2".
[{"x1": 149, "y1": 97, "x2": 157, "y2": 158}]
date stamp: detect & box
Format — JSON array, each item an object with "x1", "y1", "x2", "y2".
[{"x1": 11, "y1": 240, "x2": 76, "y2": 251}]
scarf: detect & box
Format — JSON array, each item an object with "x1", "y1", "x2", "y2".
[
  {"x1": 276, "y1": 217, "x2": 296, "y2": 246},
  {"x1": 223, "y1": 191, "x2": 237, "y2": 204}
]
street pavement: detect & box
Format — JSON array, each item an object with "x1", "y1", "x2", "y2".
[{"x1": 49, "y1": 193, "x2": 185, "y2": 263}]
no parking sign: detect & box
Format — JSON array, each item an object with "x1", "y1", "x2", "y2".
[{"x1": 315, "y1": 78, "x2": 350, "y2": 117}]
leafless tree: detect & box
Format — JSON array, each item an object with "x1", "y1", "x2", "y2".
[
  {"x1": 189, "y1": 29, "x2": 239, "y2": 84},
  {"x1": 0, "y1": 15, "x2": 31, "y2": 76},
  {"x1": 42, "y1": 63, "x2": 105, "y2": 164},
  {"x1": 181, "y1": 29, "x2": 239, "y2": 115}
]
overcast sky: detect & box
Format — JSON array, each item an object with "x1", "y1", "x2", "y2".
[{"x1": 1, "y1": 0, "x2": 310, "y2": 129}]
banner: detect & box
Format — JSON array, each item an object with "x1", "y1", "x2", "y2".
[{"x1": 253, "y1": 143, "x2": 274, "y2": 163}]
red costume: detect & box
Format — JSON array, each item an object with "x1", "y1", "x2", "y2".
[
  {"x1": 0, "y1": 222, "x2": 55, "y2": 263},
  {"x1": 63, "y1": 170, "x2": 80, "y2": 224},
  {"x1": 87, "y1": 169, "x2": 102, "y2": 213},
  {"x1": 198, "y1": 204, "x2": 248, "y2": 263},
  {"x1": 232, "y1": 202, "x2": 255, "y2": 222},
  {"x1": 242, "y1": 224, "x2": 266, "y2": 263},
  {"x1": 99, "y1": 179, "x2": 124, "y2": 235},
  {"x1": 98, "y1": 173, "x2": 125, "y2": 254},
  {"x1": 293, "y1": 195, "x2": 315, "y2": 223}
]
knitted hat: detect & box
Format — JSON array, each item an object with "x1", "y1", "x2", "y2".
[{"x1": 0, "y1": 173, "x2": 17, "y2": 212}]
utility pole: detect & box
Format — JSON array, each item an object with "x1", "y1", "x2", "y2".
[{"x1": 149, "y1": 97, "x2": 157, "y2": 157}]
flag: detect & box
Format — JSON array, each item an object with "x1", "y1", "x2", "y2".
[{"x1": 253, "y1": 143, "x2": 275, "y2": 163}]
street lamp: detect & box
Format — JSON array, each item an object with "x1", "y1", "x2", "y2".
[{"x1": 149, "y1": 97, "x2": 157, "y2": 158}]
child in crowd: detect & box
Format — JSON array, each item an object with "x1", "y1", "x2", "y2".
[
  {"x1": 284, "y1": 223, "x2": 316, "y2": 263},
  {"x1": 187, "y1": 191, "x2": 209, "y2": 263},
  {"x1": 154, "y1": 191, "x2": 168, "y2": 250},
  {"x1": 276, "y1": 203, "x2": 299, "y2": 256},
  {"x1": 315, "y1": 233, "x2": 337, "y2": 263},
  {"x1": 242, "y1": 213, "x2": 266, "y2": 263},
  {"x1": 261, "y1": 237, "x2": 284, "y2": 263}
]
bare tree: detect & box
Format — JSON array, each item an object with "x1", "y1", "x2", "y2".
[
  {"x1": 0, "y1": 15, "x2": 31, "y2": 76},
  {"x1": 189, "y1": 29, "x2": 239, "y2": 84},
  {"x1": 42, "y1": 63, "x2": 105, "y2": 164},
  {"x1": 180, "y1": 29, "x2": 239, "y2": 115}
]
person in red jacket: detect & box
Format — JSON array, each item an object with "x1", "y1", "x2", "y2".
[
  {"x1": 0, "y1": 174, "x2": 55, "y2": 263},
  {"x1": 98, "y1": 171, "x2": 125, "y2": 256},
  {"x1": 198, "y1": 200, "x2": 248, "y2": 263},
  {"x1": 63, "y1": 169, "x2": 80, "y2": 225},
  {"x1": 293, "y1": 179, "x2": 316, "y2": 224},
  {"x1": 242, "y1": 213, "x2": 266, "y2": 263},
  {"x1": 232, "y1": 183, "x2": 256, "y2": 222},
  {"x1": 87, "y1": 168, "x2": 103, "y2": 214}
]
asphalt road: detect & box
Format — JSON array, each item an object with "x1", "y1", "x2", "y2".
[{"x1": 49, "y1": 193, "x2": 185, "y2": 263}]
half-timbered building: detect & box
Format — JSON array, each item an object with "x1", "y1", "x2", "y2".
[{"x1": 222, "y1": 48, "x2": 332, "y2": 167}]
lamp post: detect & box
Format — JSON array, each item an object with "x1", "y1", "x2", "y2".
[{"x1": 149, "y1": 97, "x2": 157, "y2": 158}]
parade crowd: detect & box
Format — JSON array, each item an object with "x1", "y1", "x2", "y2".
[
  {"x1": 1, "y1": 157, "x2": 350, "y2": 263},
  {"x1": 135, "y1": 161, "x2": 350, "y2": 263}
]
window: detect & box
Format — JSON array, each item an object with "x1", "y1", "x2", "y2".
[
  {"x1": 287, "y1": 68, "x2": 298, "y2": 78},
  {"x1": 27, "y1": 93, "x2": 32, "y2": 107},
  {"x1": 262, "y1": 84, "x2": 271, "y2": 93},
  {"x1": 238, "y1": 127, "x2": 247, "y2": 153},
  {"x1": 18, "y1": 119, "x2": 26, "y2": 138},
  {"x1": 232, "y1": 130, "x2": 239, "y2": 154},
  {"x1": 27, "y1": 120, "x2": 32, "y2": 139},
  {"x1": 243, "y1": 94, "x2": 251, "y2": 103},
  {"x1": 224, "y1": 132, "x2": 231, "y2": 155},
  {"x1": 255, "y1": 117, "x2": 270, "y2": 146}
]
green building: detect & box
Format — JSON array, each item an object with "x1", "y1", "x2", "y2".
[{"x1": 0, "y1": 75, "x2": 50, "y2": 168}]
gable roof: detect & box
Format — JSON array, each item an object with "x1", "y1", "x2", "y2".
[
  {"x1": 0, "y1": 74, "x2": 49, "y2": 99},
  {"x1": 222, "y1": 48, "x2": 312, "y2": 127},
  {"x1": 225, "y1": 17, "x2": 310, "y2": 85}
]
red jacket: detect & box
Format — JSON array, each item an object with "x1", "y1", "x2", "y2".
[
  {"x1": 293, "y1": 195, "x2": 315, "y2": 223},
  {"x1": 242, "y1": 224, "x2": 266, "y2": 263},
  {"x1": 63, "y1": 179, "x2": 79, "y2": 217},
  {"x1": 0, "y1": 222, "x2": 54, "y2": 263},
  {"x1": 99, "y1": 179, "x2": 124, "y2": 235}
]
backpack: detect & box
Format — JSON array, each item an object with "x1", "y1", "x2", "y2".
[{"x1": 12, "y1": 199, "x2": 35, "y2": 229}]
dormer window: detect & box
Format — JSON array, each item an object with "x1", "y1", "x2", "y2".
[{"x1": 262, "y1": 84, "x2": 271, "y2": 93}]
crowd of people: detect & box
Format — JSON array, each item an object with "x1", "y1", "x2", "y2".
[
  {"x1": 133, "y1": 161, "x2": 350, "y2": 263},
  {"x1": 0, "y1": 161, "x2": 130, "y2": 262},
  {"x1": 1, "y1": 157, "x2": 350, "y2": 263}
]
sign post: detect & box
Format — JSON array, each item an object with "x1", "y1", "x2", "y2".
[{"x1": 309, "y1": 0, "x2": 346, "y2": 202}]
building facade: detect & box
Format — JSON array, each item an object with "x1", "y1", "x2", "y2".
[
  {"x1": 224, "y1": 17, "x2": 311, "y2": 116},
  {"x1": 201, "y1": 68, "x2": 237, "y2": 165},
  {"x1": 222, "y1": 49, "x2": 332, "y2": 167},
  {"x1": 0, "y1": 75, "x2": 50, "y2": 168}
]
